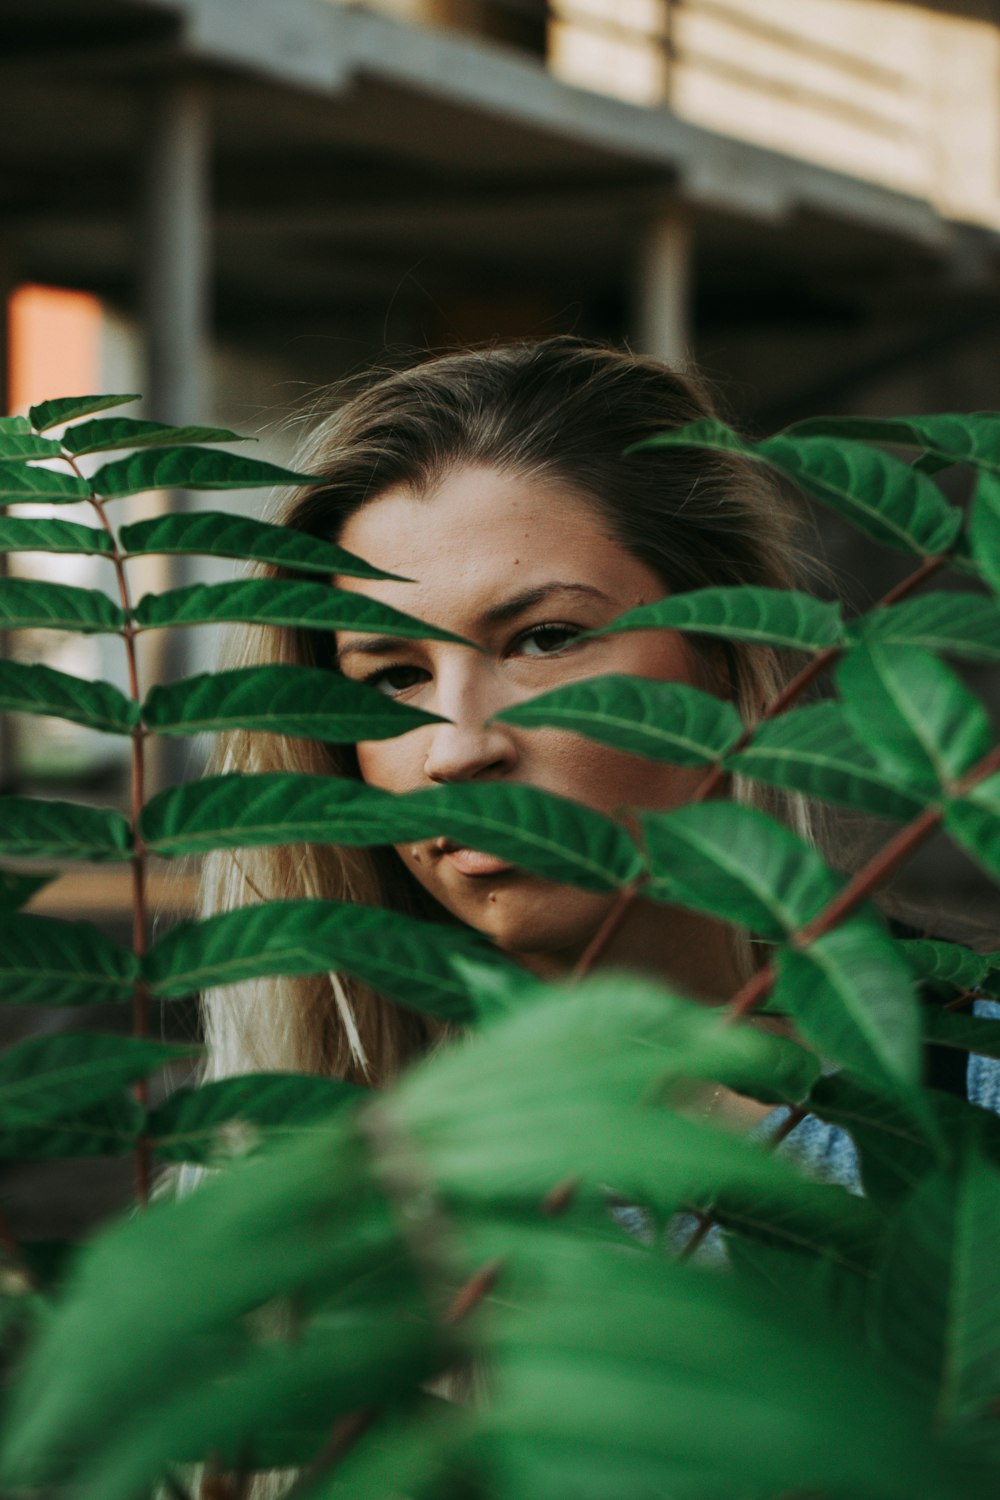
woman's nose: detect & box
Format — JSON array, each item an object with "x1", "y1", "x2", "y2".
[{"x1": 422, "y1": 691, "x2": 519, "y2": 785}]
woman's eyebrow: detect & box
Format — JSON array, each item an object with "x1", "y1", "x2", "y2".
[{"x1": 334, "y1": 583, "x2": 612, "y2": 668}]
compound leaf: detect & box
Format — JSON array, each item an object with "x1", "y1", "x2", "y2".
[
  {"x1": 640, "y1": 801, "x2": 842, "y2": 939},
  {"x1": 61, "y1": 418, "x2": 246, "y2": 456},
  {"x1": 28, "y1": 394, "x2": 140, "y2": 432},
  {"x1": 899, "y1": 939, "x2": 990, "y2": 995},
  {"x1": 591, "y1": 585, "x2": 843, "y2": 652},
  {"x1": 728, "y1": 700, "x2": 925, "y2": 821},
  {"x1": 807, "y1": 1072, "x2": 943, "y2": 1210},
  {"x1": 782, "y1": 413, "x2": 1000, "y2": 474},
  {"x1": 0, "y1": 914, "x2": 137, "y2": 1006},
  {"x1": 852, "y1": 592, "x2": 1000, "y2": 665},
  {"x1": 133, "y1": 579, "x2": 469, "y2": 645},
  {"x1": 0, "y1": 516, "x2": 112, "y2": 557},
  {"x1": 0, "y1": 1034, "x2": 193, "y2": 1130},
  {"x1": 0, "y1": 579, "x2": 124, "y2": 634},
  {"x1": 119, "y1": 510, "x2": 403, "y2": 580},
  {"x1": 0, "y1": 661, "x2": 138, "y2": 734},
  {"x1": 141, "y1": 775, "x2": 642, "y2": 890},
  {"x1": 0, "y1": 465, "x2": 89, "y2": 505},
  {"x1": 494, "y1": 676, "x2": 742, "y2": 765},
  {"x1": 0, "y1": 433, "x2": 65, "y2": 462},
  {"x1": 969, "y1": 472, "x2": 1000, "y2": 594},
  {"x1": 91, "y1": 448, "x2": 325, "y2": 499},
  {"x1": 148, "y1": 1074, "x2": 364, "y2": 1164},
  {"x1": 0, "y1": 797, "x2": 131, "y2": 862},
  {"x1": 945, "y1": 779, "x2": 1000, "y2": 884},
  {"x1": 142, "y1": 665, "x2": 441, "y2": 741}
]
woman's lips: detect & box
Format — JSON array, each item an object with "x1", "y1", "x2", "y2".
[{"x1": 434, "y1": 840, "x2": 515, "y2": 877}]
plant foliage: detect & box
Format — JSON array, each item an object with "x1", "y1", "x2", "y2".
[{"x1": 0, "y1": 400, "x2": 997, "y2": 1500}]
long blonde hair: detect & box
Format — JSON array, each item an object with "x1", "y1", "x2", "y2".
[{"x1": 200, "y1": 337, "x2": 810, "y2": 1088}]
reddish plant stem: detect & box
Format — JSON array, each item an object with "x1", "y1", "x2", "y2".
[
  {"x1": 572, "y1": 551, "x2": 952, "y2": 985},
  {"x1": 73, "y1": 459, "x2": 153, "y2": 1208}
]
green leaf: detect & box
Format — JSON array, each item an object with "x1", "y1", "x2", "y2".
[
  {"x1": 119, "y1": 509, "x2": 404, "y2": 580},
  {"x1": 0, "y1": 797, "x2": 131, "y2": 862},
  {"x1": 807, "y1": 1072, "x2": 942, "y2": 1210},
  {"x1": 969, "y1": 471, "x2": 1000, "y2": 594},
  {"x1": 144, "y1": 899, "x2": 502, "y2": 1020},
  {"x1": 853, "y1": 592, "x2": 1000, "y2": 664},
  {"x1": 61, "y1": 417, "x2": 246, "y2": 456},
  {"x1": 141, "y1": 774, "x2": 642, "y2": 890},
  {"x1": 590, "y1": 585, "x2": 844, "y2": 651},
  {"x1": 91, "y1": 447, "x2": 325, "y2": 499},
  {"x1": 493, "y1": 675, "x2": 743, "y2": 765},
  {"x1": 0, "y1": 579, "x2": 124, "y2": 634},
  {"x1": 132, "y1": 578, "x2": 470, "y2": 645},
  {"x1": 142, "y1": 665, "x2": 442, "y2": 742},
  {"x1": 773, "y1": 917, "x2": 922, "y2": 1090},
  {"x1": 0, "y1": 870, "x2": 55, "y2": 911},
  {"x1": 0, "y1": 661, "x2": 138, "y2": 735},
  {"x1": 637, "y1": 421, "x2": 962, "y2": 556},
  {"x1": 0, "y1": 1097, "x2": 143, "y2": 1161},
  {"x1": 0, "y1": 515, "x2": 112, "y2": 556},
  {"x1": 0, "y1": 416, "x2": 31, "y2": 434},
  {"x1": 837, "y1": 641, "x2": 993, "y2": 795},
  {"x1": 945, "y1": 778, "x2": 1000, "y2": 884},
  {"x1": 782, "y1": 412, "x2": 1000, "y2": 473},
  {"x1": 0, "y1": 433, "x2": 66, "y2": 461},
  {"x1": 0, "y1": 914, "x2": 137, "y2": 1005},
  {"x1": 899, "y1": 939, "x2": 990, "y2": 995},
  {"x1": 640, "y1": 801, "x2": 842, "y2": 938},
  {"x1": 0, "y1": 463, "x2": 89, "y2": 505},
  {"x1": 0, "y1": 1034, "x2": 193, "y2": 1130},
  {"x1": 28, "y1": 394, "x2": 140, "y2": 431},
  {"x1": 923, "y1": 1009, "x2": 1000, "y2": 1060},
  {"x1": 148, "y1": 1073, "x2": 364, "y2": 1164},
  {"x1": 868, "y1": 1130, "x2": 1000, "y2": 1425},
  {"x1": 727, "y1": 700, "x2": 925, "y2": 821}
]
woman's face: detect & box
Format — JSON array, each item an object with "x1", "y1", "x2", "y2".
[{"x1": 334, "y1": 465, "x2": 715, "y2": 975}]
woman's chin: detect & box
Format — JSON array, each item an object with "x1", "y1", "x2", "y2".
[{"x1": 432, "y1": 879, "x2": 618, "y2": 974}]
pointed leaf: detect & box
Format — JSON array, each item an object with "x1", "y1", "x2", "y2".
[
  {"x1": 29, "y1": 394, "x2": 140, "y2": 431},
  {"x1": 61, "y1": 417, "x2": 246, "y2": 456},
  {"x1": 0, "y1": 464, "x2": 89, "y2": 505},
  {"x1": 493, "y1": 675, "x2": 742, "y2": 764},
  {"x1": 0, "y1": 579, "x2": 124, "y2": 634},
  {"x1": 142, "y1": 664, "x2": 442, "y2": 741},
  {"x1": 0, "y1": 1096, "x2": 143, "y2": 1160},
  {"x1": 119, "y1": 509, "x2": 404, "y2": 580},
  {"x1": 774, "y1": 917, "x2": 922, "y2": 1089},
  {"x1": 640, "y1": 801, "x2": 842, "y2": 938},
  {"x1": 0, "y1": 1034, "x2": 193, "y2": 1130},
  {"x1": 141, "y1": 774, "x2": 642, "y2": 890},
  {"x1": 853, "y1": 591, "x2": 1000, "y2": 664},
  {"x1": 132, "y1": 578, "x2": 469, "y2": 644},
  {"x1": 636, "y1": 421, "x2": 962, "y2": 555},
  {"x1": 145, "y1": 899, "x2": 507, "y2": 1020},
  {"x1": 899, "y1": 939, "x2": 990, "y2": 995},
  {"x1": 0, "y1": 433, "x2": 65, "y2": 461},
  {"x1": 591, "y1": 585, "x2": 843, "y2": 652},
  {"x1": 91, "y1": 448, "x2": 325, "y2": 499},
  {"x1": 0, "y1": 661, "x2": 138, "y2": 734},
  {"x1": 782, "y1": 412, "x2": 1000, "y2": 473},
  {"x1": 0, "y1": 914, "x2": 137, "y2": 1005},
  {"x1": 970, "y1": 472, "x2": 1000, "y2": 594},
  {"x1": 837, "y1": 641, "x2": 993, "y2": 795},
  {"x1": 728, "y1": 700, "x2": 924, "y2": 821},
  {"x1": 807, "y1": 1073, "x2": 943, "y2": 1210},
  {"x1": 0, "y1": 797, "x2": 131, "y2": 862},
  {"x1": 869, "y1": 1132, "x2": 1000, "y2": 1424},
  {"x1": 923, "y1": 1008, "x2": 1000, "y2": 1060},
  {"x1": 945, "y1": 779, "x2": 1000, "y2": 883},
  {"x1": 148, "y1": 1074, "x2": 364, "y2": 1164},
  {"x1": 0, "y1": 870, "x2": 55, "y2": 911},
  {"x1": 0, "y1": 515, "x2": 112, "y2": 556}
]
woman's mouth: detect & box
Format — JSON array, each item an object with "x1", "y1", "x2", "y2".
[{"x1": 433, "y1": 839, "x2": 515, "y2": 877}]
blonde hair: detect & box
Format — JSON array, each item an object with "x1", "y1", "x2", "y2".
[{"x1": 200, "y1": 337, "x2": 811, "y2": 1089}]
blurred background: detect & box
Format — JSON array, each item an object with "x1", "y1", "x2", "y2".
[{"x1": 1, "y1": 0, "x2": 999, "y2": 1227}]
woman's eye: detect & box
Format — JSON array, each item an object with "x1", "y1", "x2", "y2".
[
  {"x1": 515, "y1": 624, "x2": 582, "y2": 657},
  {"x1": 364, "y1": 664, "x2": 427, "y2": 697}
]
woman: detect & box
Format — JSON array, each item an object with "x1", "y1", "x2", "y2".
[{"x1": 200, "y1": 335, "x2": 820, "y2": 1136}]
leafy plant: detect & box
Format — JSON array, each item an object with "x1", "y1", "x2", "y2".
[{"x1": 0, "y1": 397, "x2": 998, "y2": 1498}]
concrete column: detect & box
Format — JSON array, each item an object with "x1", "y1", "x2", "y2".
[{"x1": 635, "y1": 207, "x2": 693, "y2": 367}]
